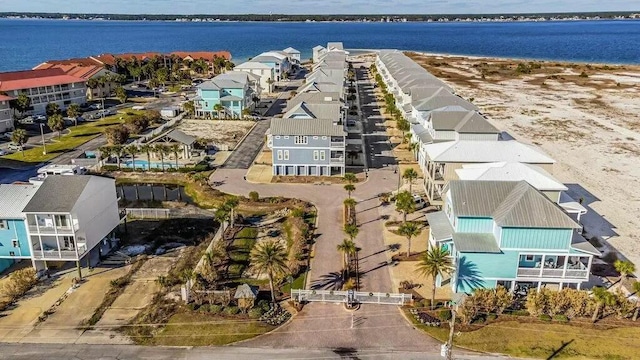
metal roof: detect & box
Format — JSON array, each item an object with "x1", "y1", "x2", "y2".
[
  {"x1": 456, "y1": 162, "x2": 567, "y2": 192},
  {"x1": 0, "y1": 184, "x2": 40, "y2": 218},
  {"x1": 426, "y1": 211, "x2": 454, "y2": 241},
  {"x1": 287, "y1": 92, "x2": 342, "y2": 109},
  {"x1": 164, "y1": 129, "x2": 196, "y2": 146},
  {"x1": 270, "y1": 118, "x2": 345, "y2": 137},
  {"x1": 453, "y1": 233, "x2": 501, "y2": 253},
  {"x1": 449, "y1": 180, "x2": 581, "y2": 229},
  {"x1": 220, "y1": 95, "x2": 243, "y2": 102},
  {"x1": 424, "y1": 140, "x2": 556, "y2": 164},
  {"x1": 282, "y1": 47, "x2": 300, "y2": 54},
  {"x1": 23, "y1": 176, "x2": 93, "y2": 213},
  {"x1": 411, "y1": 124, "x2": 433, "y2": 144},
  {"x1": 284, "y1": 102, "x2": 341, "y2": 120},
  {"x1": 234, "y1": 61, "x2": 273, "y2": 70},
  {"x1": 430, "y1": 111, "x2": 499, "y2": 134},
  {"x1": 234, "y1": 283, "x2": 258, "y2": 299},
  {"x1": 571, "y1": 232, "x2": 601, "y2": 256},
  {"x1": 414, "y1": 94, "x2": 477, "y2": 112}
]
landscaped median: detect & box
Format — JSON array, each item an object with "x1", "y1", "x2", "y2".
[{"x1": 2, "y1": 109, "x2": 143, "y2": 163}]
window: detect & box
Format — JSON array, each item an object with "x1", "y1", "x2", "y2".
[
  {"x1": 313, "y1": 150, "x2": 319, "y2": 161},
  {"x1": 275, "y1": 136, "x2": 281, "y2": 139},
  {"x1": 277, "y1": 150, "x2": 283, "y2": 160},
  {"x1": 9, "y1": 251, "x2": 15, "y2": 257},
  {"x1": 63, "y1": 236, "x2": 74, "y2": 250},
  {"x1": 319, "y1": 151, "x2": 326, "y2": 161},
  {"x1": 11, "y1": 239, "x2": 18, "y2": 248},
  {"x1": 322, "y1": 136, "x2": 327, "y2": 140},
  {"x1": 525, "y1": 255, "x2": 535, "y2": 262},
  {"x1": 294, "y1": 136, "x2": 308, "y2": 144},
  {"x1": 283, "y1": 150, "x2": 289, "y2": 160},
  {"x1": 0, "y1": 220, "x2": 7, "y2": 230},
  {"x1": 313, "y1": 136, "x2": 318, "y2": 140},
  {"x1": 284, "y1": 136, "x2": 289, "y2": 139}
]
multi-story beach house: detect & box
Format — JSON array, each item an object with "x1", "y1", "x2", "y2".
[
  {"x1": 427, "y1": 180, "x2": 600, "y2": 294},
  {"x1": 282, "y1": 47, "x2": 301, "y2": 64},
  {"x1": 422, "y1": 140, "x2": 556, "y2": 206},
  {"x1": 0, "y1": 94, "x2": 13, "y2": 133},
  {"x1": 0, "y1": 69, "x2": 86, "y2": 115},
  {"x1": 251, "y1": 51, "x2": 292, "y2": 81},
  {"x1": 0, "y1": 183, "x2": 40, "y2": 273},
  {"x1": 194, "y1": 72, "x2": 256, "y2": 119},
  {"x1": 234, "y1": 61, "x2": 276, "y2": 93},
  {"x1": 269, "y1": 118, "x2": 346, "y2": 176},
  {"x1": 22, "y1": 175, "x2": 121, "y2": 276}
]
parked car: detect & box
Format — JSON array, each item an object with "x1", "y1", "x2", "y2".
[
  {"x1": 0, "y1": 149, "x2": 7, "y2": 156},
  {"x1": 33, "y1": 114, "x2": 47, "y2": 122},
  {"x1": 1, "y1": 132, "x2": 13, "y2": 140},
  {"x1": 413, "y1": 194, "x2": 427, "y2": 210},
  {"x1": 18, "y1": 116, "x2": 34, "y2": 125},
  {"x1": 7, "y1": 142, "x2": 23, "y2": 151}
]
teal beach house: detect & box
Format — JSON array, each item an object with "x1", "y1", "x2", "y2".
[
  {"x1": 0, "y1": 184, "x2": 39, "y2": 273},
  {"x1": 426, "y1": 180, "x2": 600, "y2": 294}
]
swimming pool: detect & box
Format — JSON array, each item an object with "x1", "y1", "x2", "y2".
[{"x1": 123, "y1": 159, "x2": 177, "y2": 170}]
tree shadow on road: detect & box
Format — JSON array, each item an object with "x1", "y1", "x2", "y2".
[
  {"x1": 333, "y1": 347, "x2": 361, "y2": 359},
  {"x1": 310, "y1": 271, "x2": 343, "y2": 290}
]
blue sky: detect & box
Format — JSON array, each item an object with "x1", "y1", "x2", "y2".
[{"x1": 0, "y1": 0, "x2": 637, "y2": 15}]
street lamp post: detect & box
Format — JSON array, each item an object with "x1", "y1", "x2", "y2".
[{"x1": 40, "y1": 123, "x2": 47, "y2": 155}]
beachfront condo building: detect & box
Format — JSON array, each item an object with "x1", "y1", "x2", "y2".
[
  {"x1": 269, "y1": 118, "x2": 346, "y2": 176},
  {"x1": 234, "y1": 61, "x2": 276, "y2": 93},
  {"x1": 0, "y1": 94, "x2": 13, "y2": 133},
  {"x1": 194, "y1": 72, "x2": 257, "y2": 119},
  {"x1": 0, "y1": 69, "x2": 86, "y2": 115},
  {"x1": 34, "y1": 58, "x2": 120, "y2": 101},
  {"x1": 427, "y1": 180, "x2": 600, "y2": 294}
]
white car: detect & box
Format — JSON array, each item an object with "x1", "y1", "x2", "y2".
[
  {"x1": 413, "y1": 194, "x2": 427, "y2": 210},
  {"x1": 1, "y1": 132, "x2": 13, "y2": 140},
  {"x1": 0, "y1": 149, "x2": 7, "y2": 156}
]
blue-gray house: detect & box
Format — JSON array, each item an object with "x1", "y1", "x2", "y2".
[
  {"x1": 269, "y1": 118, "x2": 346, "y2": 176},
  {"x1": 0, "y1": 183, "x2": 40, "y2": 273}
]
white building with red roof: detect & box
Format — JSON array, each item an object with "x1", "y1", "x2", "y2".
[
  {"x1": 0, "y1": 94, "x2": 13, "y2": 133},
  {"x1": 34, "y1": 58, "x2": 119, "y2": 100},
  {"x1": 0, "y1": 69, "x2": 86, "y2": 115}
]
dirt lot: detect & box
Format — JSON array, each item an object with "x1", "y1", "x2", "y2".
[
  {"x1": 177, "y1": 119, "x2": 255, "y2": 149},
  {"x1": 406, "y1": 51, "x2": 640, "y2": 268}
]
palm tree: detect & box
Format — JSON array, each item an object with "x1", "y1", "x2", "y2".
[
  {"x1": 398, "y1": 222, "x2": 421, "y2": 258},
  {"x1": 224, "y1": 196, "x2": 240, "y2": 228},
  {"x1": 10, "y1": 129, "x2": 28, "y2": 158},
  {"x1": 250, "y1": 240, "x2": 288, "y2": 303},
  {"x1": 169, "y1": 144, "x2": 181, "y2": 169},
  {"x1": 47, "y1": 113, "x2": 65, "y2": 138},
  {"x1": 66, "y1": 103, "x2": 81, "y2": 126},
  {"x1": 415, "y1": 245, "x2": 454, "y2": 309},
  {"x1": 183, "y1": 100, "x2": 195, "y2": 116},
  {"x1": 409, "y1": 142, "x2": 420, "y2": 160},
  {"x1": 112, "y1": 145, "x2": 124, "y2": 170},
  {"x1": 614, "y1": 260, "x2": 636, "y2": 281},
  {"x1": 343, "y1": 198, "x2": 357, "y2": 223},
  {"x1": 125, "y1": 144, "x2": 139, "y2": 171},
  {"x1": 344, "y1": 184, "x2": 356, "y2": 198},
  {"x1": 591, "y1": 286, "x2": 616, "y2": 322},
  {"x1": 632, "y1": 281, "x2": 640, "y2": 322},
  {"x1": 98, "y1": 145, "x2": 113, "y2": 168},
  {"x1": 337, "y1": 239, "x2": 357, "y2": 281},
  {"x1": 343, "y1": 172, "x2": 357, "y2": 184},
  {"x1": 395, "y1": 191, "x2": 415, "y2": 223},
  {"x1": 215, "y1": 207, "x2": 230, "y2": 236},
  {"x1": 213, "y1": 103, "x2": 224, "y2": 119},
  {"x1": 139, "y1": 144, "x2": 153, "y2": 171},
  {"x1": 344, "y1": 224, "x2": 359, "y2": 242},
  {"x1": 154, "y1": 144, "x2": 167, "y2": 171},
  {"x1": 402, "y1": 168, "x2": 419, "y2": 194}
]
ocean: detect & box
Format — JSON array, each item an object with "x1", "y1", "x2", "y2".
[{"x1": 0, "y1": 19, "x2": 639, "y2": 71}]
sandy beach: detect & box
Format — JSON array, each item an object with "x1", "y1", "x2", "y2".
[{"x1": 402, "y1": 52, "x2": 640, "y2": 269}]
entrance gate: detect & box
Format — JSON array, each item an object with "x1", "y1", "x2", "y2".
[{"x1": 291, "y1": 289, "x2": 412, "y2": 306}]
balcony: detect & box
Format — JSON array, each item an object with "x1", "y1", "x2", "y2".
[
  {"x1": 31, "y1": 243, "x2": 87, "y2": 260},
  {"x1": 330, "y1": 141, "x2": 345, "y2": 148},
  {"x1": 517, "y1": 254, "x2": 590, "y2": 279},
  {"x1": 330, "y1": 157, "x2": 345, "y2": 165},
  {"x1": 28, "y1": 225, "x2": 78, "y2": 235}
]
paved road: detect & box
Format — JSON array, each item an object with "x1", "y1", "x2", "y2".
[
  {"x1": 207, "y1": 61, "x2": 444, "y2": 351},
  {"x1": 0, "y1": 343, "x2": 500, "y2": 359},
  {"x1": 221, "y1": 119, "x2": 271, "y2": 169}
]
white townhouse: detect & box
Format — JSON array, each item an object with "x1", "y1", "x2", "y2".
[{"x1": 234, "y1": 61, "x2": 276, "y2": 93}]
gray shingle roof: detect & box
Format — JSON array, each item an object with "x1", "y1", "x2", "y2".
[
  {"x1": 234, "y1": 283, "x2": 258, "y2": 299},
  {"x1": 23, "y1": 176, "x2": 92, "y2": 213},
  {"x1": 0, "y1": 184, "x2": 40, "y2": 218},
  {"x1": 430, "y1": 111, "x2": 499, "y2": 134},
  {"x1": 453, "y1": 233, "x2": 501, "y2": 253},
  {"x1": 284, "y1": 102, "x2": 341, "y2": 120},
  {"x1": 571, "y1": 232, "x2": 601, "y2": 256},
  {"x1": 426, "y1": 211, "x2": 454, "y2": 241},
  {"x1": 270, "y1": 118, "x2": 345, "y2": 137},
  {"x1": 287, "y1": 92, "x2": 342, "y2": 109},
  {"x1": 449, "y1": 180, "x2": 581, "y2": 229},
  {"x1": 164, "y1": 129, "x2": 196, "y2": 146}
]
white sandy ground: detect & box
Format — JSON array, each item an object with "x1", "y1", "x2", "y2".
[{"x1": 398, "y1": 53, "x2": 640, "y2": 273}]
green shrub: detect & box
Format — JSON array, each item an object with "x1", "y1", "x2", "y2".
[
  {"x1": 208, "y1": 304, "x2": 223, "y2": 314},
  {"x1": 471, "y1": 315, "x2": 486, "y2": 324},
  {"x1": 1, "y1": 268, "x2": 37, "y2": 301},
  {"x1": 248, "y1": 307, "x2": 263, "y2": 319},
  {"x1": 249, "y1": 191, "x2": 260, "y2": 202},
  {"x1": 511, "y1": 310, "x2": 530, "y2": 317},
  {"x1": 438, "y1": 309, "x2": 452, "y2": 321},
  {"x1": 257, "y1": 300, "x2": 270, "y2": 312},
  {"x1": 187, "y1": 303, "x2": 198, "y2": 311},
  {"x1": 579, "y1": 71, "x2": 589, "y2": 78},
  {"x1": 539, "y1": 314, "x2": 552, "y2": 322},
  {"x1": 553, "y1": 314, "x2": 569, "y2": 323},
  {"x1": 223, "y1": 306, "x2": 240, "y2": 315},
  {"x1": 102, "y1": 165, "x2": 119, "y2": 171},
  {"x1": 487, "y1": 314, "x2": 497, "y2": 321}
]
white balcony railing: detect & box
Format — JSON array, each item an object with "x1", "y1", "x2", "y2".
[
  {"x1": 28, "y1": 225, "x2": 78, "y2": 234},
  {"x1": 330, "y1": 157, "x2": 344, "y2": 165},
  {"x1": 31, "y1": 243, "x2": 86, "y2": 260},
  {"x1": 330, "y1": 141, "x2": 345, "y2": 148},
  {"x1": 517, "y1": 267, "x2": 588, "y2": 279}
]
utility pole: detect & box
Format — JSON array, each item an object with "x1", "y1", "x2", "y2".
[{"x1": 40, "y1": 123, "x2": 47, "y2": 155}]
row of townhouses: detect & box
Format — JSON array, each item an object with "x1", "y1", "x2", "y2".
[
  {"x1": 0, "y1": 175, "x2": 121, "y2": 277},
  {"x1": 376, "y1": 50, "x2": 599, "y2": 294},
  {"x1": 194, "y1": 47, "x2": 301, "y2": 119},
  {"x1": 268, "y1": 42, "x2": 349, "y2": 177}
]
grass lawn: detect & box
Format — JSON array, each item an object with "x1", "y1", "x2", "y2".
[
  {"x1": 404, "y1": 309, "x2": 640, "y2": 359},
  {"x1": 2, "y1": 109, "x2": 141, "y2": 163},
  {"x1": 228, "y1": 227, "x2": 258, "y2": 278},
  {"x1": 281, "y1": 272, "x2": 306, "y2": 294},
  {"x1": 149, "y1": 311, "x2": 275, "y2": 346}
]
